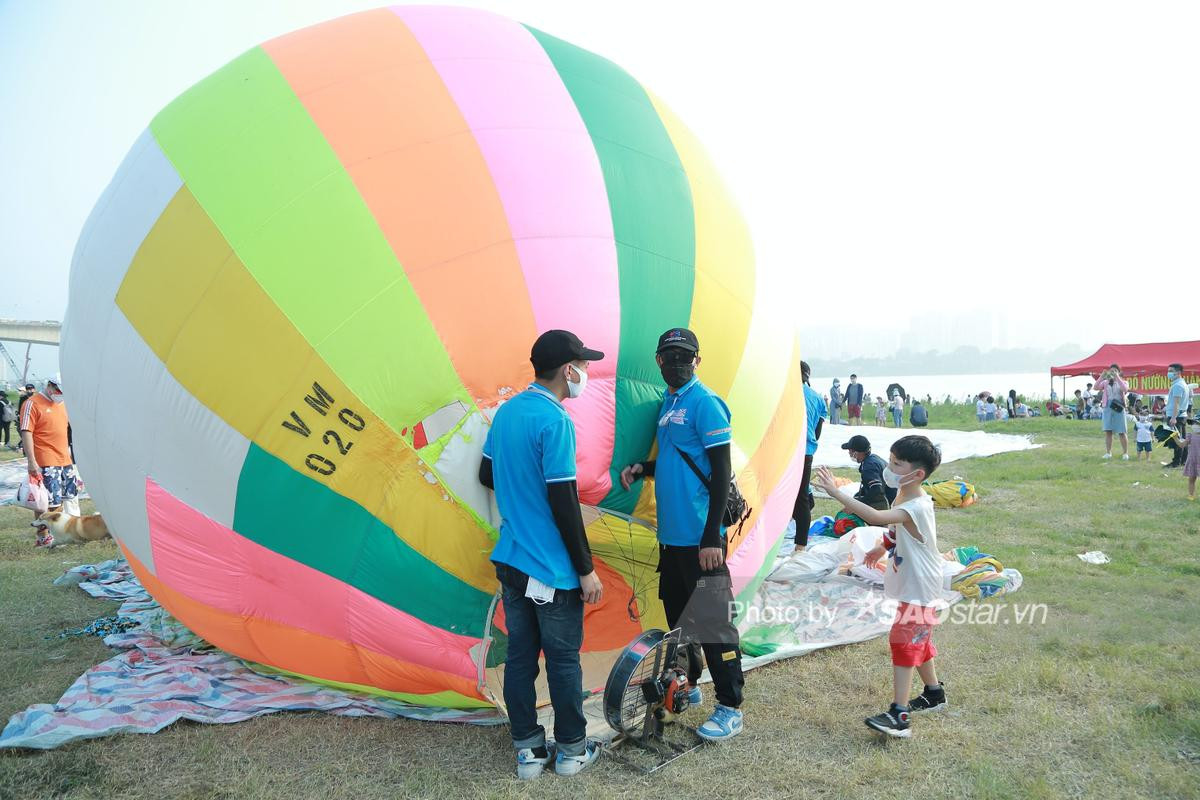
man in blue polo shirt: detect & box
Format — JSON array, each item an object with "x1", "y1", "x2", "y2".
[
  {"x1": 619, "y1": 327, "x2": 744, "y2": 742},
  {"x1": 1164, "y1": 362, "x2": 1191, "y2": 468},
  {"x1": 478, "y1": 329, "x2": 605, "y2": 779}
]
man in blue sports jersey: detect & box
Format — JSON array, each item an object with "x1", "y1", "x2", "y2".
[
  {"x1": 619, "y1": 327, "x2": 745, "y2": 741},
  {"x1": 478, "y1": 330, "x2": 605, "y2": 779}
]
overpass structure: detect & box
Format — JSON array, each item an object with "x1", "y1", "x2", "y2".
[
  {"x1": 0, "y1": 319, "x2": 61, "y2": 386},
  {"x1": 0, "y1": 319, "x2": 61, "y2": 346}
]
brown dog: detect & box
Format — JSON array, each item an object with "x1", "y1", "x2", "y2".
[{"x1": 31, "y1": 511, "x2": 111, "y2": 545}]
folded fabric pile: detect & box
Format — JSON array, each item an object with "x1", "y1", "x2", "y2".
[
  {"x1": 925, "y1": 479, "x2": 978, "y2": 509},
  {"x1": 808, "y1": 515, "x2": 835, "y2": 539},
  {"x1": 833, "y1": 510, "x2": 866, "y2": 536},
  {"x1": 947, "y1": 546, "x2": 1022, "y2": 598}
]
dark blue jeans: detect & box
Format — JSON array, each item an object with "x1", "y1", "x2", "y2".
[{"x1": 495, "y1": 562, "x2": 587, "y2": 756}]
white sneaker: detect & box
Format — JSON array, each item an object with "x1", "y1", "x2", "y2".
[
  {"x1": 1121, "y1": 454, "x2": 1130, "y2": 461},
  {"x1": 1101, "y1": 453, "x2": 1112, "y2": 460},
  {"x1": 555, "y1": 740, "x2": 601, "y2": 776},
  {"x1": 516, "y1": 745, "x2": 555, "y2": 780}
]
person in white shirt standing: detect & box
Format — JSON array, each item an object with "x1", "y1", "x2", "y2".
[
  {"x1": 889, "y1": 390, "x2": 905, "y2": 428},
  {"x1": 1134, "y1": 414, "x2": 1155, "y2": 461},
  {"x1": 815, "y1": 435, "x2": 946, "y2": 738}
]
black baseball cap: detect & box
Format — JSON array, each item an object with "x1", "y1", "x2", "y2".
[
  {"x1": 23, "y1": 383, "x2": 33, "y2": 391},
  {"x1": 656, "y1": 327, "x2": 699, "y2": 354},
  {"x1": 530, "y1": 330, "x2": 604, "y2": 373},
  {"x1": 841, "y1": 434, "x2": 871, "y2": 452}
]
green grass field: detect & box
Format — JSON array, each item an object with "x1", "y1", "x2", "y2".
[{"x1": 1, "y1": 404, "x2": 1197, "y2": 799}]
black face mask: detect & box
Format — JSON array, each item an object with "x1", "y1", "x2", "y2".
[
  {"x1": 661, "y1": 363, "x2": 695, "y2": 389},
  {"x1": 658, "y1": 349, "x2": 696, "y2": 389}
]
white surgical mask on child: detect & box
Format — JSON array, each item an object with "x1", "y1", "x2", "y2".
[
  {"x1": 566, "y1": 363, "x2": 588, "y2": 399},
  {"x1": 882, "y1": 466, "x2": 918, "y2": 489}
]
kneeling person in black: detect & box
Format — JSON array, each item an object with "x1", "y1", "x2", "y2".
[
  {"x1": 842, "y1": 434, "x2": 896, "y2": 511},
  {"x1": 620, "y1": 327, "x2": 745, "y2": 741}
]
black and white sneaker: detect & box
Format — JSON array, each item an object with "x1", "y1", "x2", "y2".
[
  {"x1": 908, "y1": 686, "x2": 947, "y2": 714},
  {"x1": 865, "y1": 704, "x2": 911, "y2": 738}
]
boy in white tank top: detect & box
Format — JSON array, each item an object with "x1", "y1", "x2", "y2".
[{"x1": 815, "y1": 434, "x2": 947, "y2": 738}]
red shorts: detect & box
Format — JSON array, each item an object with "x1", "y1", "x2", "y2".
[
  {"x1": 889, "y1": 602, "x2": 940, "y2": 667},
  {"x1": 848, "y1": 404, "x2": 862, "y2": 417}
]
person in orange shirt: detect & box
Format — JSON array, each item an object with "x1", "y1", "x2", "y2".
[{"x1": 19, "y1": 374, "x2": 77, "y2": 546}]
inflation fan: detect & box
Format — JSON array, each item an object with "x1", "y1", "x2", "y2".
[{"x1": 602, "y1": 628, "x2": 703, "y2": 773}]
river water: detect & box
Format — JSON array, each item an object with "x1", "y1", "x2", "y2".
[{"x1": 810, "y1": 371, "x2": 1095, "y2": 403}]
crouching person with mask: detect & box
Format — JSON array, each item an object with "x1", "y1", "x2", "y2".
[
  {"x1": 479, "y1": 330, "x2": 605, "y2": 779},
  {"x1": 619, "y1": 328, "x2": 746, "y2": 741}
]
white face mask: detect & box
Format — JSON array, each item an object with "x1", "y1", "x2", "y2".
[
  {"x1": 47, "y1": 386, "x2": 64, "y2": 403},
  {"x1": 566, "y1": 363, "x2": 587, "y2": 399},
  {"x1": 882, "y1": 465, "x2": 918, "y2": 489}
]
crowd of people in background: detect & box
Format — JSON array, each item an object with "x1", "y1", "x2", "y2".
[
  {"x1": 817, "y1": 365, "x2": 1197, "y2": 499},
  {"x1": 973, "y1": 390, "x2": 1035, "y2": 422},
  {"x1": 1049, "y1": 363, "x2": 1196, "y2": 482},
  {"x1": 824, "y1": 376, "x2": 931, "y2": 430}
]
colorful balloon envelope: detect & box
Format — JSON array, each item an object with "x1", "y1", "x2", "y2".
[{"x1": 62, "y1": 5, "x2": 806, "y2": 709}]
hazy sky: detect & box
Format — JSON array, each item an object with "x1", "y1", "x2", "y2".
[{"x1": 2, "y1": 0, "x2": 1198, "y2": 379}]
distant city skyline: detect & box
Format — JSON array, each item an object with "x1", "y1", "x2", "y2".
[{"x1": 799, "y1": 307, "x2": 1115, "y2": 361}]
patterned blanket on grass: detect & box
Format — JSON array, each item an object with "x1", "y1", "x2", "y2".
[{"x1": 0, "y1": 558, "x2": 503, "y2": 750}]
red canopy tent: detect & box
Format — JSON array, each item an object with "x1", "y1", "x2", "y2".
[{"x1": 1051, "y1": 341, "x2": 1200, "y2": 396}]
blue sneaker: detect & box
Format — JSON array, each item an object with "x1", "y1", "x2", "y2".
[
  {"x1": 687, "y1": 685, "x2": 703, "y2": 707},
  {"x1": 555, "y1": 740, "x2": 602, "y2": 776},
  {"x1": 697, "y1": 704, "x2": 743, "y2": 741},
  {"x1": 516, "y1": 745, "x2": 554, "y2": 780}
]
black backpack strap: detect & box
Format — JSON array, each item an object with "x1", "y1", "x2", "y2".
[{"x1": 673, "y1": 444, "x2": 711, "y2": 490}]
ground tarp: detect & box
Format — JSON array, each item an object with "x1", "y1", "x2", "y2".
[{"x1": 813, "y1": 425, "x2": 1039, "y2": 468}]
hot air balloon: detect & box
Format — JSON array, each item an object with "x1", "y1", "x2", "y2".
[{"x1": 60, "y1": 5, "x2": 806, "y2": 710}]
